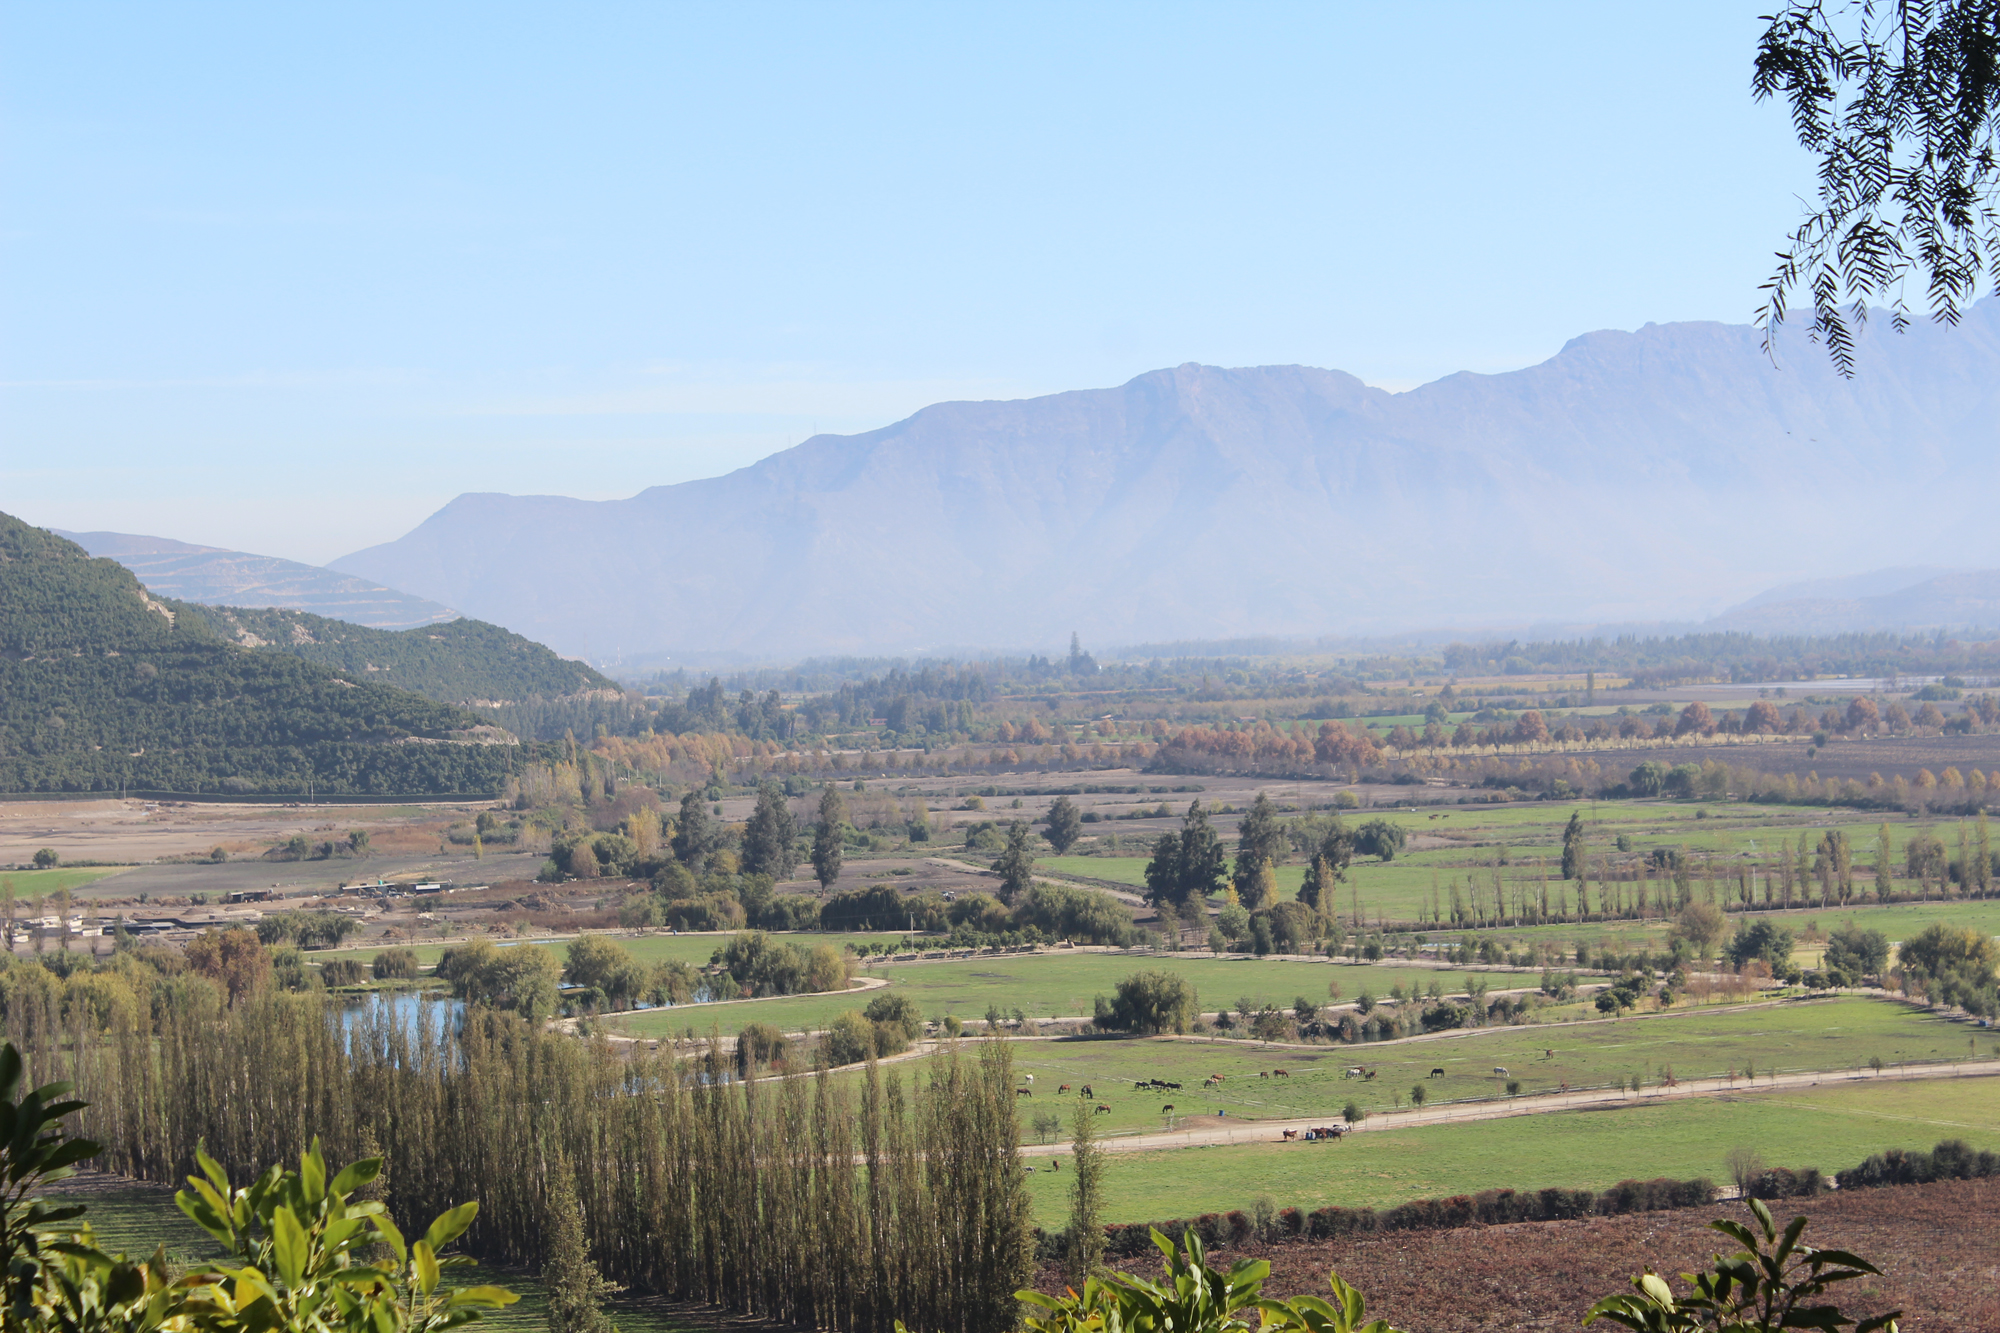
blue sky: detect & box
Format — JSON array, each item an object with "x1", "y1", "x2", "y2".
[{"x1": 3, "y1": 3, "x2": 1809, "y2": 564}]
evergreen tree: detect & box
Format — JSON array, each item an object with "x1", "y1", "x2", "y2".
[
  {"x1": 741, "y1": 782, "x2": 799, "y2": 880},
  {"x1": 671, "y1": 790, "x2": 714, "y2": 870},
  {"x1": 811, "y1": 786, "x2": 845, "y2": 894},
  {"x1": 1142, "y1": 833, "x2": 1182, "y2": 908},
  {"x1": 1043, "y1": 795, "x2": 1083, "y2": 855},
  {"x1": 1175, "y1": 802, "x2": 1226, "y2": 905},
  {"x1": 995, "y1": 821, "x2": 1037, "y2": 903},
  {"x1": 542, "y1": 1155, "x2": 619, "y2": 1333},
  {"x1": 1230, "y1": 791, "x2": 1283, "y2": 906},
  {"x1": 1560, "y1": 810, "x2": 1585, "y2": 880}
]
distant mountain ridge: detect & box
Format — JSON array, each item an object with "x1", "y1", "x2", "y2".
[
  {"x1": 58, "y1": 529, "x2": 458, "y2": 630},
  {"x1": 176, "y1": 604, "x2": 618, "y2": 706},
  {"x1": 1711, "y1": 568, "x2": 2000, "y2": 635},
  {"x1": 331, "y1": 300, "x2": 2000, "y2": 659}
]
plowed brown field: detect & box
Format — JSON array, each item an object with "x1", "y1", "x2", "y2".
[{"x1": 1067, "y1": 1178, "x2": 1999, "y2": 1332}]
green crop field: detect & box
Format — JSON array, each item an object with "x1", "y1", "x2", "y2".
[
  {"x1": 1018, "y1": 1073, "x2": 2000, "y2": 1224},
  {"x1": 0, "y1": 867, "x2": 134, "y2": 901},
  {"x1": 985, "y1": 996, "x2": 1984, "y2": 1140},
  {"x1": 1051, "y1": 798, "x2": 2000, "y2": 963},
  {"x1": 605, "y1": 953, "x2": 1449, "y2": 1039}
]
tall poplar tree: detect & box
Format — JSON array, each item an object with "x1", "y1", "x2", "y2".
[{"x1": 811, "y1": 785, "x2": 846, "y2": 895}]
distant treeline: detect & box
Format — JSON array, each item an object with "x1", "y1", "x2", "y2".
[{"x1": 1443, "y1": 631, "x2": 2000, "y2": 687}]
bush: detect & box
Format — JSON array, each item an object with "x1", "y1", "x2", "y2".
[
  {"x1": 736, "y1": 1021, "x2": 791, "y2": 1073},
  {"x1": 1011, "y1": 883, "x2": 1134, "y2": 946},
  {"x1": 1093, "y1": 970, "x2": 1199, "y2": 1035},
  {"x1": 862, "y1": 991, "x2": 923, "y2": 1043},
  {"x1": 318, "y1": 958, "x2": 367, "y2": 987},
  {"x1": 822, "y1": 1011, "x2": 879, "y2": 1066},
  {"x1": 1837, "y1": 1137, "x2": 2000, "y2": 1189},
  {"x1": 371, "y1": 948, "x2": 420, "y2": 981}
]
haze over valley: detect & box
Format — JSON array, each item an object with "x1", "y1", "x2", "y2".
[{"x1": 314, "y1": 303, "x2": 2000, "y2": 662}]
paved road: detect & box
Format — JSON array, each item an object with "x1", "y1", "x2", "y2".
[{"x1": 1019, "y1": 1058, "x2": 2000, "y2": 1157}]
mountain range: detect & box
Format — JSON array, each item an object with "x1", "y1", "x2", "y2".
[
  {"x1": 57, "y1": 530, "x2": 457, "y2": 630},
  {"x1": 1708, "y1": 569, "x2": 2000, "y2": 636},
  {"x1": 321, "y1": 301, "x2": 2000, "y2": 661}
]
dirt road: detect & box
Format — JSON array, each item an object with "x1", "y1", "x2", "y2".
[{"x1": 1019, "y1": 1058, "x2": 2000, "y2": 1157}]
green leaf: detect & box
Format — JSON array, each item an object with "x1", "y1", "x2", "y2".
[
  {"x1": 374, "y1": 1213, "x2": 408, "y2": 1266},
  {"x1": 423, "y1": 1201, "x2": 479, "y2": 1253},
  {"x1": 271, "y1": 1206, "x2": 307, "y2": 1288},
  {"x1": 449, "y1": 1285, "x2": 520, "y2": 1307},
  {"x1": 414, "y1": 1240, "x2": 441, "y2": 1296},
  {"x1": 197, "y1": 1145, "x2": 231, "y2": 1196},
  {"x1": 330, "y1": 1157, "x2": 383, "y2": 1197},
  {"x1": 301, "y1": 1138, "x2": 326, "y2": 1203}
]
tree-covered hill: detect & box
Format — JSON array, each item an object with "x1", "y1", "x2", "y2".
[
  {"x1": 177, "y1": 604, "x2": 616, "y2": 705},
  {"x1": 0, "y1": 514, "x2": 527, "y2": 795}
]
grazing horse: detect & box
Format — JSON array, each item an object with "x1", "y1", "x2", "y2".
[
  {"x1": 1161, "y1": 1104, "x2": 1175, "y2": 1115},
  {"x1": 1362, "y1": 1069, "x2": 1378, "y2": 1081},
  {"x1": 1343, "y1": 1067, "x2": 1363, "y2": 1079},
  {"x1": 1259, "y1": 1071, "x2": 1270, "y2": 1079},
  {"x1": 1094, "y1": 1103, "x2": 1111, "y2": 1114},
  {"x1": 1202, "y1": 1077, "x2": 1219, "y2": 1089},
  {"x1": 1281, "y1": 1129, "x2": 1298, "y2": 1141},
  {"x1": 1081, "y1": 1085, "x2": 1093, "y2": 1098},
  {"x1": 1428, "y1": 1067, "x2": 1445, "y2": 1079},
  {"x1": 1271, "y1": 1069, "x2": 1289, "y2": 1078},
  {"x1": 1058, "y1": 1084, "x2": 1070, "y2": 1094},
  {"x1": 1015, "y1": 1087, "x2": 1033, "y2": 1097},
  {"x1": 1542, "y1": 1049, "x2": 1555, "y2": 1061},
  {"x1": 1022, "y1": 1074, "x2": 1034, "y2": 1084},
  {"x1": 1492, "y1": 1067, "x2": 1509, "y2": 1077}
]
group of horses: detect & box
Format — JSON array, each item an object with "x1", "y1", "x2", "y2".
[{"x1": 1280, "y1": 1125, "x2": 1349, "y2": 1142}]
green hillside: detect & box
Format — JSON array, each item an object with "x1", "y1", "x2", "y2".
[
  {"x1": 0, "y1": 514, "x2": 528, "y2": 795},
  {"x1": 178, "y1": 604, "x2": 615, "y2": 704}
]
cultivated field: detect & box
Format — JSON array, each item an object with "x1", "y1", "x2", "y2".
[
  {"x1": 604, "y1": 952, "x2": 1450, "y2": 1039},
  {"x1": 1096, "y1": 1176, "x2": 2000, "y2": 1331},
  {"x1": 1018, "y1": 1072, "x2": 2000, "y2": 1225},
  {"x1": 988, "y1": 996, "x2": 1980, "y2": 1140}
]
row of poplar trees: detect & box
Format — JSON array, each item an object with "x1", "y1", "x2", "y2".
[{"x1": 5, "y1": 980, "x2": 1030, "y2": 1333}]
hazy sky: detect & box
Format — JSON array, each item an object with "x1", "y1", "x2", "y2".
[{"x1": 4, "y1": 3, "x2": 1811, "y2": 564}]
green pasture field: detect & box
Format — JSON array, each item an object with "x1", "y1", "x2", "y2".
[
  {"x1": 1387, "y1": 900, "x2": 2000, "y2": 971},
  {"x1": 0, "y1": 868, "x2": 134, "y2": 901},
  {"x1": 605, "y1": 953, "x2": 1447, "y2": 1040},
  {"x1": 1020, "y1": 1072, "x2": 2000, "y2": 1224},
  {"x1": 1052, "y1": 799, "x2": 2000, "y2": 949},
  {"x1": 985, "y1": 996, "x2": 1982, "y2": 1141},
  {"x1": 48, "y1": 1187, "x2": 702, "y2": 1333}
]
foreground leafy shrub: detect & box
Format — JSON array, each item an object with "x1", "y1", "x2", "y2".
[{"x1": 0, "y1": 1041, "x2": 516, "y2": 1333}]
